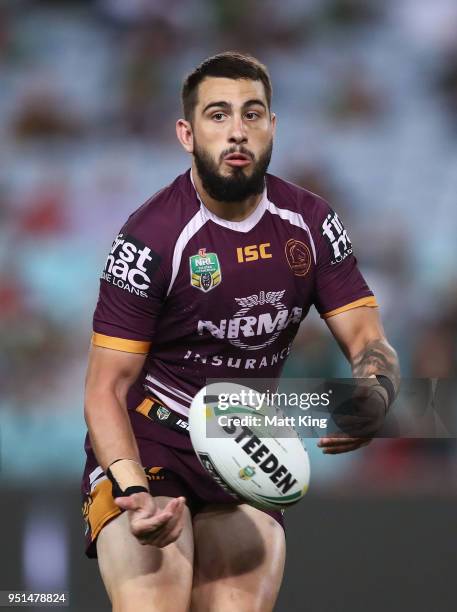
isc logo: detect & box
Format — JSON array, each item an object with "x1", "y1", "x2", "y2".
[{"x1": 236, "y1": 243, "x2": 272, "y2": 263}]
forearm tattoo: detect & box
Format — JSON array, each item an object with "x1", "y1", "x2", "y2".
[{"x1": 352, "y1": 339, "x2": 400, "y2": 392}]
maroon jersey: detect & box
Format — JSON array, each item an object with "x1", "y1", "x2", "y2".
[{"x1": 92, "y1": 169, "x2": 376, "y2": 417}]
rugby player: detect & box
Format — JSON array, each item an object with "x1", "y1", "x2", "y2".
[{"x1": 82, "y1": 52, "x2": 400, "y2": 611}]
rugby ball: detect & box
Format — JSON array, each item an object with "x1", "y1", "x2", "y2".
[{"x1": 189, "y1": 382, "x2": 310, "y2": 511}]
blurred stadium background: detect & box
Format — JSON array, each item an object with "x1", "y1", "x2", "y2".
[{"x1": 0, "y1": 1, "x2": 456, "y2": 610}]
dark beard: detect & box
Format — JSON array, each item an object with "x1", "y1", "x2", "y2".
[{"x1": 193, "y1": 140, "x2": 272, "y2": 203}]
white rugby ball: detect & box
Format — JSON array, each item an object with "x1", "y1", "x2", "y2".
[{"x1": 189, "y1": 382, "x2": 310, "y2": 511}]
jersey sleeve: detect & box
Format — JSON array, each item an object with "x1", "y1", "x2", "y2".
[
  {"x1": 92, "y1": 225, "x2": 167, "y2": 354},
  {"x1": 312, "y1": 198, "x2": 377, "y2": 319}
]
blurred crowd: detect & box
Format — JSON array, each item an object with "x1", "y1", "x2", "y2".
[{"x1": 1, "y1": 0, "x2": 456, "y2": 490}]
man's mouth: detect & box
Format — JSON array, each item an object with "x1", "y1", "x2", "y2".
[{"x1": 223, "y1": 152, "x2": 252, "y2": 167}]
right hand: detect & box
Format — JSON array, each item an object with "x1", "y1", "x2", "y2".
[
  {"x1": 115, "y1": 492, "x2": 186, "y2": 548},
  {"x1": 331, "y1": 378, "x2": 389, "y2": 439}
]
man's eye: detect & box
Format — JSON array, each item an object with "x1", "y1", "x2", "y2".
[
  {"x1": 212, "y1": 113, "x2": 226, "y2": 121},
  {"x1": 245, "y1": 112, "x2": 260, "y2": 120}
]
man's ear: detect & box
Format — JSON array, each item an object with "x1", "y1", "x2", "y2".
[
  {"x1": 270, "y1": 112, "x2": 277, "y2": 136},
  {"x1": 176, "y1": 119, "x2": 194, "y2": 153}
]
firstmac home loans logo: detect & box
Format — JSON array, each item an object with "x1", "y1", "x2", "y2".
[
  {"x1": 102, "y1": 233, "x2": 161, "y2": 298},
  {"x1": 321, "y1": 210, "x2": 353, "y2": 265}
]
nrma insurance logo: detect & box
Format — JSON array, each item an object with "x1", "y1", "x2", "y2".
[
  {"x1": 198, "y1": 290, "x2": 302, "y2": 351},
  {"x1": 102, "y1": 233, "x2": 161, "y2": 298}
]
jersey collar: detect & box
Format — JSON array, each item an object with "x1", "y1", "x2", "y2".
[{"x1": 190, "y1": 169, "x2": 268, "y2": 233}]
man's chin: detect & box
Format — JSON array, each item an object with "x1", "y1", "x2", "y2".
[
  {"x1": 220, "y1": 164, "x2": 251, "y2": 177},
  {"x1": 193, "y1": 142, "x2": 271, "y2": 202}
]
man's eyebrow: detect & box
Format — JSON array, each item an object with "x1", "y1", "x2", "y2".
[
  {"x1": 242, "y1": 99, "x2": 267, "y2": 110},
  {"x1": 202, "y1": 101, "x2": 231, "y2": 114},
  {"x1": 201, "y1": 99, "x2": 267, "y2": 114}
]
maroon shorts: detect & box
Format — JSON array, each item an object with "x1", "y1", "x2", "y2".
[{"x1": 81, "y1": 403, "x2": 284, "y2": 558}]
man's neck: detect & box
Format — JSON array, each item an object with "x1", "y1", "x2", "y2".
[{"x1": 191, "y1": 164, "x2": 264, "y2": 222}]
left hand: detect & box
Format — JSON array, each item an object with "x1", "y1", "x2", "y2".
[
  {"x1": 115, "y1": 493, "x2": 187, "y2": 547},
  {"x1": 318, "y1": 378, "x2": 388, "y2": 454}
]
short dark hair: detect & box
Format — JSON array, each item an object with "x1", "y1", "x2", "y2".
[{"x1": 181, "y1": 51, "x2": 272, "y2": 121}]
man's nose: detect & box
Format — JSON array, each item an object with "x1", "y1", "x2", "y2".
[{"x1": 228, "y1": 115, "x2": 248, "y2": 144}]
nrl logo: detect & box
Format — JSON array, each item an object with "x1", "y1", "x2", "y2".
[
  {"x1": 156, "y1": 406, "x2": 171, "y2": 420},
  {"x1": 239, "y1": 466, "x2": 256, "y2": 480},
  {"x1": 190, "y1": 248, "x2": 222, "y2": 292}
]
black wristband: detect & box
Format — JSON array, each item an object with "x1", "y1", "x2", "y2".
[
  {"x1": 122, "y1": 485, "x2": 149, "y2": 497},
  {"x1": 375, "y1": 375, "x2": 396, "y2": 410},
  {"x1": 106, "y1": 466, "x2": 148, "y2": 498}
]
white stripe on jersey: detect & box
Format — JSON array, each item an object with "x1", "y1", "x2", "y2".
[
  {"x1": 265, "y1": 200, "x2": 317, "y2": 264},
  {"x1": 145, "y1": 374, "x2": 193, "y2": 402},
  {"x1": 199, "y1": 192, "x2": 268, "y2": 232},
  {"x1": 89, "y1": 465, "x2": 104, "y2": 486},
  {"x1": 168, "y1": 174, "x2": 316, "y2": 294},
  {"x1": 90, "y1": 475, "x2": 107, "y2": 493},
  {"x1": 88, "y1": 466, "x2": 108, "y2": 492},
  {"x1": 190, "y1": 170, "x2": 269, "y2": 233},
  {"x1": 167, "y1": 208, "x2": 208, "y2": 295},
  {"x1": 144, "y1": 384, "x2": 189, "y2": 417}
]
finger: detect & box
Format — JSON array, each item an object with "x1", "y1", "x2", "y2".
[
  {"x1": 151, "y1": 520, "x2": 184, "y2": 548},
  {"x1": 318, "y1": 436, "x2": 364, "y2": 447},
  {"x1": 150, "y1": 511, "x2": 186, "y2": 548},
  {"x1": 323, "y1": 440, "x2": 371, "y2": 454},
  {"x1": 322, "y1": 438, "x2": 371, "y2": 453},
  {"x1": 114, "y1": 493, "x2": 146, "y2": 511},
  {"x1": 323, "y1": 444, "x2": 360, "y2": 454},
  {"x1": 162, "y1": 496, "x2": 186, "y2": 516},
  {"x1": 114, "y1": 497, "x2": 132, "y2": 510},
  {"x1": 137, "y1": 510, "x2": 185, "y2": 546},
  {"x1": 133, "y1": 496, "x2": 186, "y2": 538},
  {"x1": 154, "y1": 498, "x2": 185, "y2": 532},
  {"x1": 134, "y1": 519, "x2": 172, "y2": 543},
  {"x1": 139, "y1": 498, "x2": 187, "y2": 546},
  {"x1": 137, "y1": 524, "x2": 170, "y2": 545},
  {"x1": 153, "y1": 526, "x2": 184, "y2": 548},
  {"x1": 153, "y1": 498, "x2": 185, "y2": 536},
  {"x1": 133, "y1": 497, "x2": 185, "y2": 531},
  {"x1": 131, "y1": 510, "x2": 174, "y2": 536}
]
